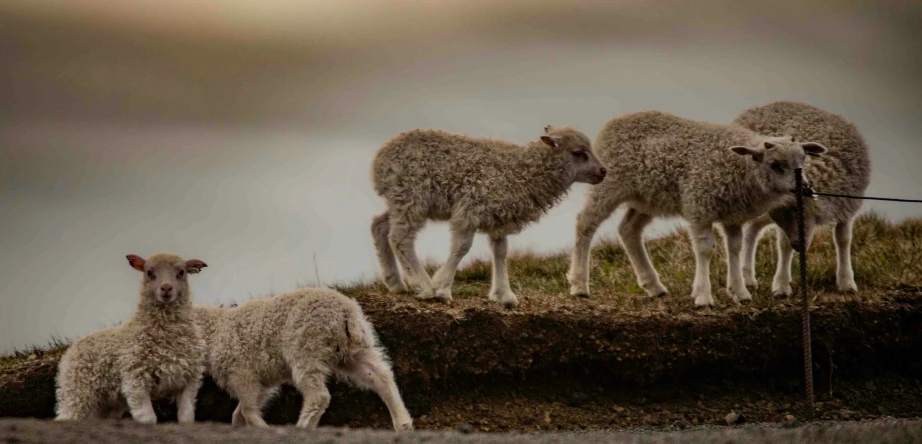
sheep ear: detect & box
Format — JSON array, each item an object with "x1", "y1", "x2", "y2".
[
  {"x1": 126, "y1": 255, "x2": 145, "y2": 271},
  {"x1": 730, "y1": 146, "x2": 764, "y2": 162},
  {"x1": 540, "y1": 135, "x2": 560, "y2": 147},
  {"x1": 185, "y1": 259, "x2": 208, "y2": 274},
  {"x1": 800, "y1": 142, "x2": 828, "y2": 157},
  {"x1": 763, "y1": 141, "x2": 776, "y2": 150},
  {"x1": 544, "y1": 125, "x2": 553, "y2": 134}
]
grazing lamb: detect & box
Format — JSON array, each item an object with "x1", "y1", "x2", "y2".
[
  {"x1": 371, "y1": 125, "x2": 607, "y2": 307},
  {"x1": 732, "y1": 101, "x2": 871, "y2": 296},
  {"x1": 55, "y1": 253, "x2": 208, "y2": 424},
  {"x1": 566, "y1": 111, "x2": 828, "y2": 307},
  {"x1": 193, "y1": 287, "x2": 414, "y2": 431}
]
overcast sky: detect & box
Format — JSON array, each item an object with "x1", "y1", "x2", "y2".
[{"x1": 2, "y1": 0, "x2": 921, "y2": 353}]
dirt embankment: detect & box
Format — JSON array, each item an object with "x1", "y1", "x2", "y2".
[{"x1": 2, "y1": 287, "x2": 921, "y2": 432}]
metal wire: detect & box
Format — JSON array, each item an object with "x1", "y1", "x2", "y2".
[
  {"x1": 795, "y1": 168, "x2": 815, "y2": 420},
  {"x1": 802, "y1": 189, "x2": 922, "y2": 203}
]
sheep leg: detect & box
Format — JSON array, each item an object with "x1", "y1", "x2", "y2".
[
  {"x1": 106, "y1": 397, "x2": 128, "y2": 420},
  {"x1": 834, "y1": 218, "x2": 858, "y2": 293},
  {"x1": 722, "y1": 223, "x2": 753, "y2": 303},
  {"x1": 176, "y1": 376, "x2": 202, "y2": 424},
  {"x1": 232, "y1": 386, "x2": 277, "y2": 427},
  {"x1": 388, "y1": 215, "x2": 436, "y2": 299},
  {"x1": 567, "y1": 189, "x2": 621, "y2": 298},
  {"x1": 292, "y1": 370, "x2": 331, "y2": 429},
  {"x1": 121, "y1": 379, "x2": 157, "y2": 424},
  {"x1": 228, "y1": 376, "x2": 269, "y2": 427},
  {"x1": 336, "y1": 350, "x2": 414, "y2": 432},
  {"x1": 772, "y1": 224, "x2": 816, "y2": 297},
  {"x1": 488, "y1": 235, "x2": 519, "y2": 308},
  {"x1": 688, "y1": 223, "x2": 716, "y2": 308},
  {"x1": 618, "y1": 208, "x2": 668, "y2": 298},
  {"x1": 741, "y1": 213, "x2": 774, "y2": 288},
  {"x1": 372, "y1": 210, "x2": 409, "y2": 293},
  {"x1": 430, "y1": 223, "x2": 476, "y2": 302}
]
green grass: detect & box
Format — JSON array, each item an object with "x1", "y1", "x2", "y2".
[{"x1": 333, "y1": 212, "x2": 922, "y2": 314}]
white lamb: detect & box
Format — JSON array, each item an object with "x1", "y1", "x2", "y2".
[
  {"x1": 371, "y1": 125, "x2": 607, "y2": 307},
  {"x1": 567, "y1": 111, "x2": 828, "y2": 307},
  {"x1": 732, "y1": 101, "x2": 871, "y2": 296},
  {"x1": 55, "y1": 253, "x2": 209, "y2": 424},
  {"x1": 193, "y1": 287, "x2": 414, "y2": 431}
]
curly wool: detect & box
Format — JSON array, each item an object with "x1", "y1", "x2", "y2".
[
  {"x1": 732, "y1": 100, "x2": 870, "y2": 226},
  {"x1": 193, "y1": 287, "x2": 413, "y2": 431},
  {"x1": 55, "y1": 253, "x2": 206, "y2": 422},
  {"x1": 567, "y1": 110, "x2": 826, "y2": 307},
  {"x1": 372, "y1": 128, "x2": 587, "y2": 236},
  {"x1": 371, "y1": 126, "x2": 605, "y2": 306},
  {"x1": 592, "y1": 111, "x2": 795, "y2": 226},
  {"x1": 732, "y1": 101, "x2": 871, "y2": 295}
]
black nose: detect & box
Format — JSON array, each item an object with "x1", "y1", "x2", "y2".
[{"x1": 599, "y1": 167, "x2": 607, "y2": 175}]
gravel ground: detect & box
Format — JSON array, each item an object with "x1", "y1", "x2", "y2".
[{"x1": 2, "y1": 417, "x2": 921, "y2": 444}]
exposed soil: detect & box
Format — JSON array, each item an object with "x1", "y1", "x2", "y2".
[{"x1": 2, "y1": 288, "x2": 921, "y2": 432}]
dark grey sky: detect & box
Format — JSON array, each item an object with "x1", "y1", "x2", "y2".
[{"x1": 2, "y1": 0, "x2": 921, "y2": 352}]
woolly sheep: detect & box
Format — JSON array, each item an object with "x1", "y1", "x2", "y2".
[
  {"x1": 55, "y1": 253, "x2": 209, "y2": 424},
  {"x1": 566, "y1": 111, "x2": 828, "y2": 307},
  {"x1": 371, "y1": 126, "x2": 607, "y2": 307},
  {"x1": 732, "y1": 101, "x2": 871, "y2": 296},
  {"x1": 193, "y1": 287, "x2": 414, "y2": 431}
]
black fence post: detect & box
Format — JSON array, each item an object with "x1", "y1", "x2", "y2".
[{"x1": 794, "y1": 167, "x2": 815, "y2": 420}]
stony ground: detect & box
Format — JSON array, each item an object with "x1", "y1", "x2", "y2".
[{"x1": 2, "y1": 417, "x2": 921, "y2": 444}]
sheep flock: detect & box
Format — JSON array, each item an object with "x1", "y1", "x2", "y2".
[{"x1": 53, "y1": 100, "x2": 871, "y2": 430}]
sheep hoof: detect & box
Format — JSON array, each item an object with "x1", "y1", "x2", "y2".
[
  {"x1": 771, "y1": 284, "x2": 793, "y2": 298},
  {"x1": 744, "y1": 278, "x2": 759, "y2": 289},
  {"x1": 692, "y1": 289, "x2": 714, "y2": 308},
  {"x1": 731, "y1": 288, "x2": 753, "y2": 304},
  {"x1": 652, "y1": 290, "x2": 669, "y2": 299},
  {"x1": 502, "y1": 299, "x2": 519, "y2": 309},
  {"x1": 434, "y1": 287, "x2": 453, "y2": 302},
  {"x1": 837, "y1": 280, "x2": 858, "y2": 293},
  {"x1": 398, "y1": 421, "x2": 414, "y2": 432},
  {"x1": 568, "y1": 285, "x2": 591, "y2": 298},
  {"x1": 386, "y1": 282, "x2": 410, "y2": 294}
]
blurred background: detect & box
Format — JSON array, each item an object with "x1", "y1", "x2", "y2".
[{"x1": 2, "y1": 0, "x2": 921, "y2": 353}]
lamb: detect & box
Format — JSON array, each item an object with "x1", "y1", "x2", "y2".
[
  {"x1": 371, "y1": 125, "x2": 607, "y2": 307},
  {"x1": 193, "y1": 287, "x2": 414, "y2": 431},
  {"x1": 566, "y1": 111, "x2": 828, "y2": 307},
  {"x1": 55, "y1": 253, "x2": 209, "y2": 424},
  {"x1": 732, "y1": 101, "x2": 871, "y2": 296}
]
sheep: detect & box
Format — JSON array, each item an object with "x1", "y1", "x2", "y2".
[
  {"x1": 732, "y1": 101, "x2": 871, "y2": 296},
  {"x1": 55, "y1": 253, "x2": 209, "y2": 424},
  {"x1": 371, "y1": 125, "x2": 607, "y2": 307},
  {"x1": 566, "y1": 110, "x2": 829, "y2": 307},
  {"x1": 193, "y1": 287, "x2": 414, "y2": 431}
]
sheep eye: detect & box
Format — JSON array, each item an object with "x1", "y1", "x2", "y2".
[
  {"x1": 177, "y1": 269, "x2": 185, "y2": 278},
  {"x1": 146, "y1": 270, "x2": 155, "y2": 279},
  {"x1": 770, "y1": 162, "x2": 785, "y2": 174},
  {"x1": 571, "y1": 150, "x2": 588, "y2": 159}
]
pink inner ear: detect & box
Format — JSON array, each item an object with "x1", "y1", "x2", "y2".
[{"x1": 126, "y1": 255, "x2": 145, "y2": 271}]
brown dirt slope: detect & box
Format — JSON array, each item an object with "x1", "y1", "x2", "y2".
[{"x1": 1, "y1": 214, "x2": 921, "y2": 432}]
